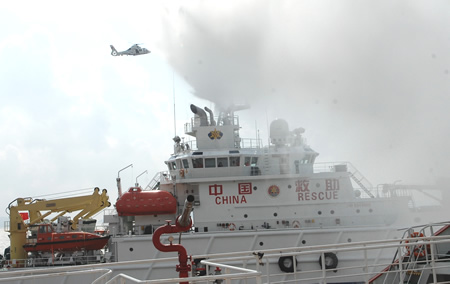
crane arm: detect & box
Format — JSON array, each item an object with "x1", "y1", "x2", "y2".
[{"x1": 7, "y1": 187, "x2": 110, "y2": 262}]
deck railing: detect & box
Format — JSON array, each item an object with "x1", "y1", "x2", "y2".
[{"x1": 2, "y1": 224, "x2": 450, "y2": 284}]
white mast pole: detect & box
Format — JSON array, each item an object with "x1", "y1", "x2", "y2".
[{"x1": 173, "y1": 71, "x2": 176, "y2": 136}]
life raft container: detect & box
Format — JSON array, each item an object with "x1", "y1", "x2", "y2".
[{"x1": 116, "y1": 187, "x2": 177, "y2": 216}]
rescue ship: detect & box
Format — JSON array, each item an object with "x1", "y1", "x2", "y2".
[
  {"x1": 2, "y1": 103, "x2": 447, "y2": 283},
  {"x1": 98, "y1": 103, "x2": 443, "y2": 281}
]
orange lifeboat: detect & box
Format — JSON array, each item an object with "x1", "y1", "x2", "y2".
[
  {"x1": 23, "y1": 224, "x2": 109, "y2": 253},
  {"x1": 116, "y1": 187, "x2": 177, "y2": 216}
]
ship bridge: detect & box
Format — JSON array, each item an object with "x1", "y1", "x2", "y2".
[{"x1": 164, "y1": 104, "x2": 318, "y2": 180}]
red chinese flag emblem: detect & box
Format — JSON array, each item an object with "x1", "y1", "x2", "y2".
[{"x1": 19, "y1": 212, "x2": 29, "y2": 220}]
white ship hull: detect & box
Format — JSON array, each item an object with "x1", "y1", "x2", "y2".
[
  {"x1": 3, "y1": 224, "x2": 450, "y2": 284},
  {"x1": 110, "y1": 226, "x2": 399, "y2": 280}
]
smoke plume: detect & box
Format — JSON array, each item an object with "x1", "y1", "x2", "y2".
[{"x1": 160, "y1": 1, "x2": 450, "y2": 186}]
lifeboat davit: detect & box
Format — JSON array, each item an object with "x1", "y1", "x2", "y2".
[{"x1": 116, "y1": 187, "x2": 177, "y2": 216}]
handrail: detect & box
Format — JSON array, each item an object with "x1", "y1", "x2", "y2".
[
  {"x1": 0, "y1": 268, "x2": 111, "y2": 283},
  {"x1": 103, "y1": 259, "x2": 261, "y2": 284},
  {"x1": 1, "y1": 226, "x2": 450, "y2": 284}
]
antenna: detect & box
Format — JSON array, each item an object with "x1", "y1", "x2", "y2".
[
  {"x1": 255, "y1": 120, "x2": 258, "y2": 147},
  {"x1": 173, "y1": 71, "x2": 176, "y2": 137},
  {"x1": 266, "y1": 108, "x2": 270, "y2": 146},
  {"x1": 258, "y1": 129, "x2": 261, "y2": 148}
]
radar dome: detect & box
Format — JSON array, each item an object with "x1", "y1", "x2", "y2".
[{"x1": 270, "y1": 119, "x2": 289, "y2": 146}]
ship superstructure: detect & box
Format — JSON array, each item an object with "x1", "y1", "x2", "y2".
[
  {"x1": 99, "y1": 104, "x2": 419, "y2": 281},
  {"x1": 155, "y1": 104, "x2": 403, "y2": 232}
]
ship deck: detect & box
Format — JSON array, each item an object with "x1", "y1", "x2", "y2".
[{"x1": 1, "y1": 223, "x2": 450, "y2": 284}]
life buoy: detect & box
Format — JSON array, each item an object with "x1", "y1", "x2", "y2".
[
  {"x1": 405, "y1": 232, "x2": 428, "y2": 258},
  {"x1": 228, "y1": 223, "x2": 236, "y2": 231},
  {"x1": 278, "y1": 256, "x2": 298, "y2": 273},
  {"x1": 179, "y1": 169, "x2": 185, "y2": 177},
  {"x1": 319, "y1": 252, "x2": 338, "y2": 270},
  {"x1": 292, "y1": 220, "x2": 300, "y2": 228}
]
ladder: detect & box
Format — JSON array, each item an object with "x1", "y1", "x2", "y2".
[
  {"x1": 347, "y1": 163, "x2": 375, "y2": 198},
  {"x1": 262, "y1": 147, "x2": 271, "y2": 174},
  {"x1": 145, "y1": 172, "x2": 162, "y2": 190}
]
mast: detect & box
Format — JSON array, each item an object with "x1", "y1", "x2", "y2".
[{"x1": 173, "y1": 71, "x2": 176, "y2": 137}]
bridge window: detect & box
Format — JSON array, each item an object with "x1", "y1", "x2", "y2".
[
  {"x1": 182, "y1": 159, "x2": 189, "y2": 169},
  {"x1": 301, "y1": 155, "x2": 310, "y2": 164},
  {"x1": 167, "y1": 162, "x2": 175, "y2": 170},
  {"x1": 205, "y1": 158, "x2": 216, "y2": 168},
  {"x1": 251, "y1": 157, "x2": 258, "y2": 166},
  {"x1": 230, "y1": 157, "x2": 240, "y2": 167},
  {"x1": 244, "y1": 157, "x2": 251, "y2": 166},
  {"x1": 192, "y1": 158, "x2": 204, "y2": 168},
  {"x1": 170, "y1": 161, "x2": 177, "y2": 170},
  {"x1": 176, "y1": 160, "x2": 182, "y2": 170},
  {"x1": 217, "y1": 157, "x2": 228, "y2": 167},
  {"x1": 301, "y1": 155, "x2": 316, "y2": 164},
  {"x1": 295, "y1": 160, "x2": 300, "y2": 174}
]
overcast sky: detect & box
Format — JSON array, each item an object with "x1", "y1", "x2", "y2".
[{"x1": 1, "y1": 1, "x2": 449, "y2": 218}]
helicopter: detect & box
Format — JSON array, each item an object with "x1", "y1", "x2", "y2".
[{"x1": 110, "y1": 44, "x2": 150, "y2": 56}]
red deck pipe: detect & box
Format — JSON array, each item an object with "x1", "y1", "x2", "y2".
[{"x1": 152, "y1": 195, "x2": 194, "y2": 283}]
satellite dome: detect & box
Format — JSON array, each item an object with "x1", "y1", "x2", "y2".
[{"x1": 270, "y1": 119, "x2": 289, "y2": 146}]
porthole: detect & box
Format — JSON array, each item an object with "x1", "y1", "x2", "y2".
[
  {"x1": 244, "y1": 214, "x2": 248, "y2": 218},
  {"x1": 274, "y1": 213, "x2": 278, "y2": 217},
  {"x1": 318, "y1": 211, "x2": 322, "y2": 215},
  {"x1": 129, "y1": 248, "x2": 134, "y2": 252},
  {"x1": 330, "y1": 210, "x2": 335, "y2": 214},
  {"x1": 253, "y1": 186, "x2": 257, "y2": 190},
  {"x1": 259, "y1": 242, "x2": 264, "y2": 246},
  {"x1": 288, "y1": 185, "x2": 292, "y2": 189}
]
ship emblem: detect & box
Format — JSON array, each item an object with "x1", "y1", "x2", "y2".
[
  {"x1": 268, "y1": 185, "x2": 280, "y2": 197},
  {"x1": 208, "y1": 129, "x2": 223, "y2": 140}
]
